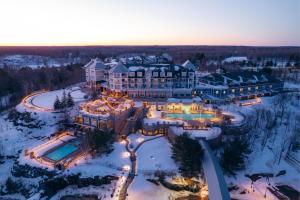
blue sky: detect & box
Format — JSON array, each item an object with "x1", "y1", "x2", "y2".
[{"x1": 0, "y1": 0, "x2": 299, "y2": 46}]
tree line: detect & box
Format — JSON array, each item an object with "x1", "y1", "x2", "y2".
[{"x1": 0, "y1": 64, "x2": 84, "y2": 110}]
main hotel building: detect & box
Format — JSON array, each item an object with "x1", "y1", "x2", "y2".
[{"x1": 84, "y1": 58, "x2": 284, "y2": 102}]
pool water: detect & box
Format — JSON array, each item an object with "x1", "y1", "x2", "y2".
[
  {"x1": 45, "y1": 142, "x2": 79, "y2": 161},
  {"x1": 165, "y1": 113, "x2": 214, "y2": 120}
]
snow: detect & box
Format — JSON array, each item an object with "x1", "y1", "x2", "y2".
[
  {"x1": 169, "y1": 126, "x2": 221, "y2": 140},
  {"x1": 284, "y1": 82, "x2": 300, "y2": 90},
  {"x1": 67, "y1": 142, "x2": 130, "y2": 177},
  {"x1": 223, "y1": 56, "x2": 248, "y2": 63},
  {"x1": 27, "y1": 88, "x2": 86, "y2": 110},
  {"x1": 128, "y1": 175, "x2": 175, "y2": 200},
  {"x1": 135, "y1": 137, "x2": 177, "y2": 171}
]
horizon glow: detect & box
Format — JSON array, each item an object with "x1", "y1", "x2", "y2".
[{"x1": 0, "y1": 0, "x2": 299, "y2": 46}]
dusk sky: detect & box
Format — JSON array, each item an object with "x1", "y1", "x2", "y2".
[{"x1": 0, "y1": 0, "x2": 299, "y2": 46}]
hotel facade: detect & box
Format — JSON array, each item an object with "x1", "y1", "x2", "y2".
[{"x1": 84, "y1": 58, "x2": 284, "y2": 102}]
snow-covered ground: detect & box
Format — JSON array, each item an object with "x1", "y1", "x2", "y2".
[
  {"x1": 30, "y1": 88, "x2": 86, "y2": 110},
  {"x1": 135, "y1": 137, "x2": 177, "y2": 172},
  {"x1": 221, "y1": 94, "x2": 300, "y2": 200}
]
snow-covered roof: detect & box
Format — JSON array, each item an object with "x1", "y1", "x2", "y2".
[
  {"x1": 222, "y1": 56, "x2": 247, "y2": 63},
  {"x1": 182, "y1": 60, "x2": 196, "y2": 69},
  {"x1": 109, "y1": 62, "x2": 128, "y2": 73}
]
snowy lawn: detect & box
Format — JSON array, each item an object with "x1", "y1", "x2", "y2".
[
  {"x1": 31, "y1": 88, "x2": 86, "y2": 109},
  {"x1": 135, "y1": 136, "x2": 177, "y2": 172}
]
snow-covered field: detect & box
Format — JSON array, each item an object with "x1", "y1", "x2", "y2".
[{"x1": 30, "y1": 88, "x2": 86, "y2": 110}]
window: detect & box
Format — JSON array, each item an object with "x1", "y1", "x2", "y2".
[
  {"x1": 256, "y1": 86, "x2": 259, "y2": 90},
  {"x1": 232, "y1": 89, "x2": 235, "y2": 93},
  {"x1": 129, "y1": 72, "x2": 135, "y2": 77},
  {"x1": 160, "y1": 72, "x2": 165, "y2": 77},
  {"x1": 167, "y1": 72, "x2": 172, "y2": 77},
  {"x1": 181, "y1": 72, "x2": 187, "y2": 76},
  {"x1": 153, "y1": 72, "x2": 158, "y2": 77},
  {"x1": 223, "y1": 90, "x2": 226, "y2": 94},
  {"x1": 248, "y1": 87, "x2": 251, "y2": 91},
  {"x1": 137, "y1": 72, "x2": 143, "y2": 77},
  {"x1": 216, "y1": 90, "x2": 219, "y2": 94},
  {"x1": 240, "y1": 88, "x2": 243, "y2": 92}
]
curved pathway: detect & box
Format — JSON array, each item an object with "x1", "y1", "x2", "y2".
[{"x1": 118, "y1": 135, "x2": 163, "y2": 200}]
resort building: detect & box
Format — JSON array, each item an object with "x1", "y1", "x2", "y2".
[
  {"x1": 105, "y1": 62, "x2": 195, "y2": 98},
  {"x1": 195, "y1": 71, "x2": 284, "y2": 103},
  {"x1": 84, "y1": 58, "x2": 108, "y2": 86},
  {"x1": 84, "y1": 58, "x2": 283, "y2": 102},
  {"x1": 75, "y1": 97, "x2": 145, "y2": 135}
]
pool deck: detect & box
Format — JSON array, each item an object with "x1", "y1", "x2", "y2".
[{"x1": 41, "y1": 139, "x2": 83, "y2": 164}]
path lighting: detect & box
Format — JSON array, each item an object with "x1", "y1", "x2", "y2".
[
  {"x1": 122, "y1": 152, "x2": 130, "y2": 158},
  {"x1": 122, "y1": 165, "x2": 130, "y2": 171}
]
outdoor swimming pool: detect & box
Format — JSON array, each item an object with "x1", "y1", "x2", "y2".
[
  {"x1": 45, "y1": 141, "x2": 80, "y2": 161},
  {"x1": 165, "y1": 113, "x2": 214, "y2": 121}
]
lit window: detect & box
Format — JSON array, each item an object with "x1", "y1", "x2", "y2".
[
  {"x1": 232, "y1": 89, "x2": 235, "y2": 93},
  {"x1": 256, "y1": 86, "x2": 259, "y2": 90},
  {"x1": 137, "y1": 72, "x2": 143, "y2": 77},
  {"x1": 223, "y1": 90, "x2": 226, "y2": 94},
  {"x1": 129, "y1": 72, "x2": 135, "y2": 77},
  {"x1": 240, "y1": 88, "x2": 243, "y2": 92},
  {"x1": 216, "y1": 90, "x2": 219, "y2": 94},
  {"x1": 248, "y1": 87, "x2": 251, "y2": 91}
]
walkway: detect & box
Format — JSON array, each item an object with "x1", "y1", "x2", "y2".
[
  {"x1": 118, "y1": 135, "x2": 163, "y2": 200},
  {"x1": 200, "y1": 140, "x2": 231, "y2": 200}
]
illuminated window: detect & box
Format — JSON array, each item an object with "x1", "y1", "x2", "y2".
[
  {"x1": 232, "y1": 89, "x2": 235, "y2": 93},
  {"x1": 223, "y1": 90, "x2": 226, "y2": 94},
  {"x1": 216, "y1": 90, "x2": 219, "y2": 94},
  {"x1": 248, "y1": 87, "x2": 251, "y2": 91},
  {"x1": 137, "y1": 72, "x2": 143, "y2": 77},
  {"x1": 240, "y1": 88, "x2": 243, "y2": 92},
  {"x1": 256, "y1": 86, "x2": 259, "y2": 90}
]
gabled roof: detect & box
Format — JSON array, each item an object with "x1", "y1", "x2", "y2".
[
  {"x1": 182, "y1": 60, "x2": 196, "y2": 69},
  {"x1": 109, "y1": 62, "x2": 128, "y2": 73},
  {"x1": 83, "y1": 58, "x2": 106, "y2": 70},
  {"x1": 94, "y1": 58, "x2": 106, "y2": 69}
]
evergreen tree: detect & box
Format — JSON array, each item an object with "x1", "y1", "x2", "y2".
[
  {"x1": 171, "y1": 133, "x2": 204, "y2": 178},
  {"x1": 5, "y1": 177, "x2": 18, "y2": 194},
  {"x1": 67, "y1": 92, "x2": 74, "y2": 107},
  {"x1": 220, "y1": 137, "x2": 251, "y2": 175},
  {"x1": 86, "y1": 129, "x2": 114, "y2": 153},
  {"x1": 61, "y1": 90, "x2": 67, "y2": 109},
  {"x1": 53, "y1": 96, "x2": 61, "y2": 110}
]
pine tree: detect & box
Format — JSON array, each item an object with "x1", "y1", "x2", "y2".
[
  {"x1": 221, "y1": 137, "x2": 251, "y2": 175},
  {"x1": 6, "y1": 177, "x2": 18, "y2": 194},
  {"x1": 171, "y1": 133, "x2": 204, "y2": 178},
  {"x1": 53, "y1": 96, "x2": 61, "y2": 110},
  {"x1": 67, "y1": 92, "x2": 74, "y2": 107},
  {"x1": 61, "y1": 90, "x2": 67, "y2": 109}
]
